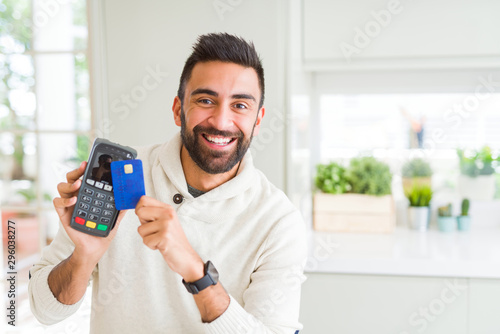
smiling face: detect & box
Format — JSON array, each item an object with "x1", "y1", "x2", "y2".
[{"x1": 173, "y1": 61, "x2": 264, "y2": 174}]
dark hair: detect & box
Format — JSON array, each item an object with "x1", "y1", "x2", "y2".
[
  {"x1": 177, "y1": 33, "x2": 265, "y2": 109},
  {"x1": 98, "y1": 154, "x2": 112, "y2": 163}
]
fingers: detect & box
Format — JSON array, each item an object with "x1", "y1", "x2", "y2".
[
  {"x1": 66, "y1": 161, "x2": 87, "y2": 184},
  {"x1": 53, "y1": 196, "x2": 77, "y2": 222},
  {"x1": 135, "y1": 197, "x2": 173, "y2": 225},
  {"x1": 57, "y1": 179, "x2": 82, "y2": 199},
  {"x1": 53, "y1": 196, "x2": 78, "y2": 207},
  {"x1": 136, "y1": 206, "x2": 174, "y2": 225},
  {"x1": 135, "y1": 195, "x2": 170, "y2": 212},
  {"x1": 137, "y1": 221, "x2": 160, "y2": 239},
  {"x1": 141, "y1": 233, "x2": 167, "y2": 252},
  {"x1": 56, "y1": 161, "x2": 86, "y2": 199}
]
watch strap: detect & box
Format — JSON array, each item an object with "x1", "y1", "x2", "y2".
[{"x1": 182, "y1": 261, "x2": 218, "y2": 294}]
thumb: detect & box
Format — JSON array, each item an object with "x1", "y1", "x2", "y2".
[{"x1": 53, "y1": 196, "x2": 77, "y2": 224}]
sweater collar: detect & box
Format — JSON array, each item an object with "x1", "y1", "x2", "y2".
[{"x1": 159, "y1": 133, "x2": 257, "y2": 201}]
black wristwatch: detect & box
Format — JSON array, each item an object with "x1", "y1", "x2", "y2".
[{"x1": 182, "y1": 261, "x2": 219, "y2": 294}]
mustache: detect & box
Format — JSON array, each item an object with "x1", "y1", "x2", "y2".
[{"x1": 192, "y1": 125, "x2": 243, "y2": 139}]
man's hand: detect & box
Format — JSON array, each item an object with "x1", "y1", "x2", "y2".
[
  {"x1": 53, "y1": 161, "x2": 125, "y2": 264},
  {"x1": 136, "y1": 195, "x2": 229, "y2": 322},
  {"x1": 135, "y1": 196, "x2": 204, "y2": 282},
  {"x1": 49, "y1": 161, "x2": 126, "y2": 305}
]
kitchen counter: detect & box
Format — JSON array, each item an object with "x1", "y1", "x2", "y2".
[{"x1": 306, "y1": 226, "x2": 500, "y2": 279}]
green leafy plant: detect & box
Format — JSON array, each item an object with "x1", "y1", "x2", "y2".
[
  {"x1": 405, "y1": 184, "x2": 433, "y2": 207},
  {"x1": 461, "y1": 198, "x2": 470, "y2": 216},
  {"x1": 402, "y1": 158, "x2": 432, "y2": 178},
  {"x1": 457, "y1": 146, "x2": 499, "y2": 177},
  {"x1": 346, "y1": 157, "x2": 392, "y2": 196},
  {"x1": 17, "y1": 189, "x2": 52, "y2": 204},
  {"x1": 67, "y1": 135, "x2": 91, "y2": 164},
  {"x1": 315, "y1": 162, "x2": 351, "y2": 194},
  {"x1": 1, "y1": 0, "x2": 33, "y2": 180},
  {"x1": 438, "y1": 203, "x2": 453, "y2": 217}
]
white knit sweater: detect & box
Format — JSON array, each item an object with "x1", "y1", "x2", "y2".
[{"x1": 29, "y1": 133, "x2": 307, "y2": 334}]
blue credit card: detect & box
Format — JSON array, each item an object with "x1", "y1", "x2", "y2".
[{"x1": 110, "y1": 159, "x2": 145, "y2": 210}]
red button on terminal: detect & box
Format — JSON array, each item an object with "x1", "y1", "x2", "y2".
[{"x1": 75, "y1": 217, "x2": 85, "y2": 225}]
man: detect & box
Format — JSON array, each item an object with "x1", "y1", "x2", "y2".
[
  {"x1": 29, "y1": 33, "x2": 307, "y2": 333},
  {"x1": 91, "y1": 154, "x2": 112, "y2": 184}
]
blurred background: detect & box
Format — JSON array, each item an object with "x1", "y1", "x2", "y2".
[{"x1": 1, "y1": 0, "x2": 500, "y2": 333}]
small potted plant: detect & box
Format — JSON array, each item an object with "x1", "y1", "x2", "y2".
[
  {"x1": 457, "y1": 146, "x2": 498, "y2": 200},
  {"x1": 401, "y1": 158, "x2": 432, "y2": 194},
  {"x1": 405, "y1": 184, "x2": 432, "y2": 231},
  {"x1": 457, "y1": 198, "x2": 471, "y2": 231},
  {"x1": 437, "y1": 203, "x2": 455, "y2": 232},
  {"x1": 313, "y1": 157, "x2": 395, "y2": 233}
]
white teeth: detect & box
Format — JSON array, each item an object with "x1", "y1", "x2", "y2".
[{"x1": 205, "y1": 135, "x2": 232, "y2": 145}]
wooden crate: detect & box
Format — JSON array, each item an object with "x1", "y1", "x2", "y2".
[{"x1": 313, "y1": 193, "x2": 395, "y2": 233}]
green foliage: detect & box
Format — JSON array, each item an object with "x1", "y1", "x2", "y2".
[
  {"x1": 402, "y1": 158, "x2": 432, "y2": 178},
  {"x1": 346, "y1": 157, "x2": 392, "y2": 196},
  {"x1": 0, "y1": 0, "x2": 32, "y2": 52},
  {"x1": 67, "y1": 135, "x2": 91, "y2": 164},
  {"x1": 405, "y1": 184, "x2": 433, "y2": 207},
  {"x1": 461, "y1": 198, "x2": 470, "y2": 216},
  {"x1": 1, "y1": 0, "x2": 33, "y2": 178},
  {"x1": 315, "y1": 162, "x2": 351, "y2": 194},
  {"x1": 17, "y1": 188, "x2": 52, "y2": 203},
  {"x1": 315, "y1": 157, "x2": 392, "y2": 196},
  {"x1": 457, "y1": 146, "x2": 499, "y2": 177},
  {"x1": 438, "y1": 203, "x2": 453, "y2": 217},
  {"x1": 72, "y1": 0, "x2": 88, "y2": 27},
  {"x1": 76, "y1": 135, "x2": 90, "y2": 162}
]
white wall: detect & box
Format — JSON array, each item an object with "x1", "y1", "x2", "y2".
[
  {"x1": 92, "y1": 0, "x2": 288, "y2": 189},
  {"x1": 302, "y1": 0, "x2": 500, "y2": 71}
]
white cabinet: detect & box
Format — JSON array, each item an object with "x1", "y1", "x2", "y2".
[
  {"x1": 300, "y1": 273, "x2": 500, "y2": 334},
  {"x1": 469, "y1": 278, "x2": 500, "y2": 333},
  {"x1": 302, "y1": 0, "x2": 500, "y2": 70}
]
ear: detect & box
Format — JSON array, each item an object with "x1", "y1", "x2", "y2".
[
  {"x1": 172, "y1": 96, "x2": 182, "y2": 127},
  {"x1": 252, "y1": 107, "x2": 265, "y2": 136}
]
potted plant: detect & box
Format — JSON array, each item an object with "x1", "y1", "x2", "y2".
[
  {"x1": 314, "y1": 162, "x2": 351, "y2": 195},
  {"x1": 405, "y1": 184, "x2": 432, "y2": 231},
  {"x1": 346, "y1": 157, "x2": 392, "y2": 196},
  {"x1": 437, "y1": 203, "x2": 455, "y2": 232},
  {"x1": 457, "y1": 198, "x2": 471, "y2": 231},
  {"x1": 457, "y1": 146, "x2": 498, "y2": 200},
  {"x1": 313, "y1": 157, "x2": 395, "y2": 233},
  {"x1": 401, "y1": 158, "x2": 432, "y2": 194}
]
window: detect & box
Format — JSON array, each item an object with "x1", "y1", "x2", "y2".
[
  {"x1": 317, "y1": 93, "x2": 500, "y2": 200},
  {"x1": 319, "y1": 94, "x2": 500, "y2": 154},
  {"x1": 0, "y1": 0, "x2": 91, "y2": 313},
  {"x1": 287, "y1": 71, "x2": 500, "y2": 226}
]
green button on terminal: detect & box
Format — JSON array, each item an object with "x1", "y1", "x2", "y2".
[{"x1": 97, "y1": 224, "x2": 108, "y2": 231}]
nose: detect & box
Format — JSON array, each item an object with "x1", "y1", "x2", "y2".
[{"x1": 207, "y1": 103, "x2": 233, "y2": 130}]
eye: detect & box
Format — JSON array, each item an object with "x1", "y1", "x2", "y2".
[
  {"x1": 233, "y1": 103, "x2": 247, "y2": 109},
  {"x1": 198, "y1": 98, "x2": 214, "y2": 105}
]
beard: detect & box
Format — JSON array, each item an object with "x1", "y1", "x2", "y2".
[{"x1": 180, "y1": 109, "x2": 255, "y2": 174}]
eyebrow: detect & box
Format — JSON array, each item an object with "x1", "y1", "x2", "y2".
[
  {"x1": 231, "y1": 93, "x2": 256, "y2": 102},
  {"x1": 191, "y1": 88, "x2": 256, "y2": 102},
  {"x1": 191, "y1": 88, "x2": 218, "y2": 97}
]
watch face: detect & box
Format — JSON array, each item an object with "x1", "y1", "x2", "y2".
[{"x1": 206, "y1": 261, "x2": 219, "y2": 283}]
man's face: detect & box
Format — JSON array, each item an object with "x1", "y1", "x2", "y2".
[{"x1": 174, "y1": 61, "x2": 264, "y2": 174}]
